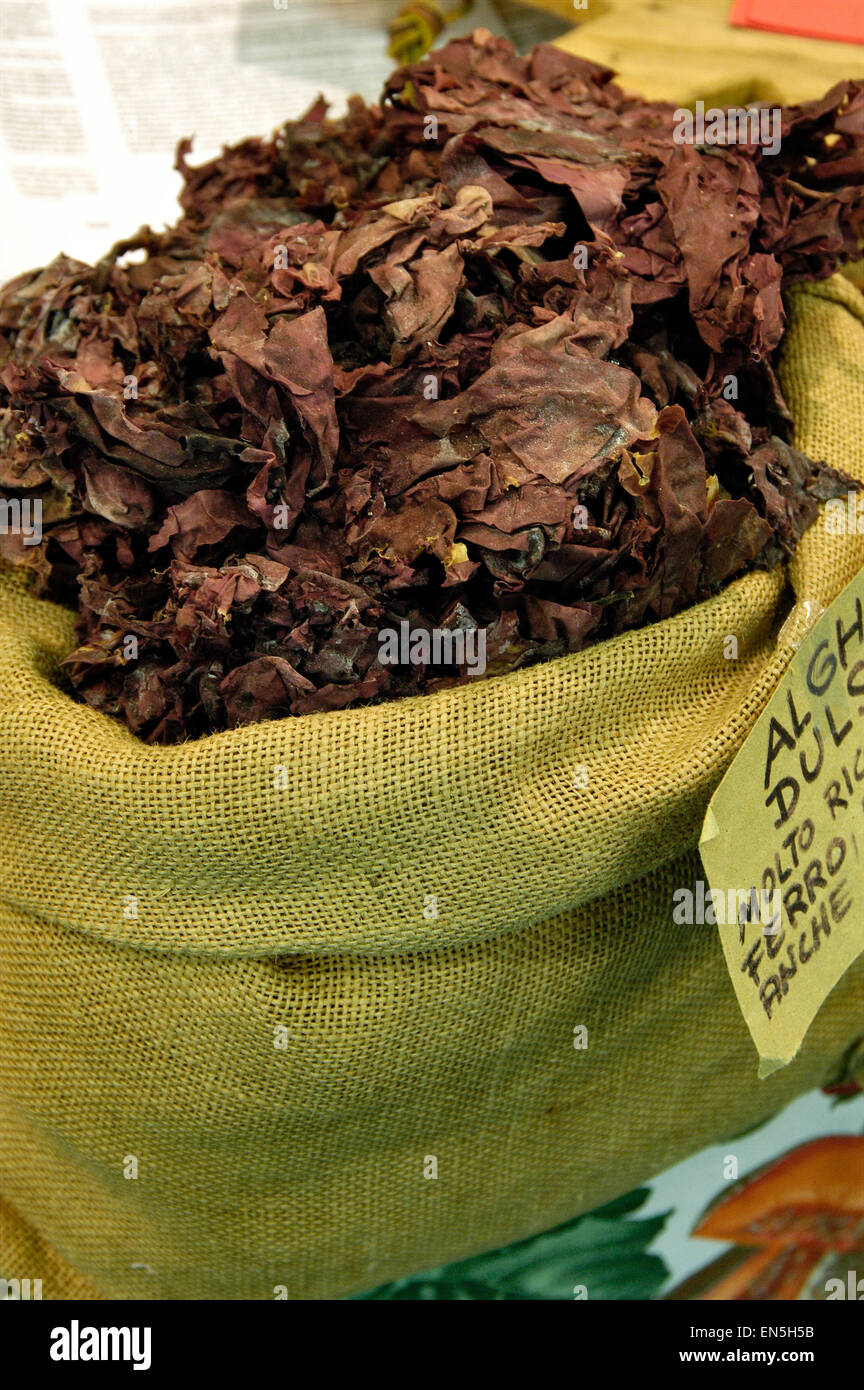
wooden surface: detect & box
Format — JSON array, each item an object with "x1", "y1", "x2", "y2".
[{"x1": 516, "y1": 0, "x2": 863, "y2": 103}]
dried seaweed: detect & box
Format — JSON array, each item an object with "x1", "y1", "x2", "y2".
[{"x1": 0, "y1": 32, "x2": 861, "y2": 741}]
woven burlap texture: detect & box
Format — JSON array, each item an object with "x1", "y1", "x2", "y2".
[{"x1": 0, "y1": 273, "x2": 863, "y2": 1300}]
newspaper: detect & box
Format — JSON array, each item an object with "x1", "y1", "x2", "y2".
[{"x1": 0, "y1": 0, "x2": 535, "y2": 285}]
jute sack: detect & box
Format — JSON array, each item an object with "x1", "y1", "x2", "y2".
[{"x1": 0, "y1": 273, "x2": 863, "y2": 1301}]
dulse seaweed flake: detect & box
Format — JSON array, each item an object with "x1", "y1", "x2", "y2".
[{"x1": 0, "y1": 32, "x2": 862, "y2": 741}]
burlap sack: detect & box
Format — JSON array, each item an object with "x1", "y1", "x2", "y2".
[{"x1": 0, "y1": 272, "x2": 863, "y2": 1301}]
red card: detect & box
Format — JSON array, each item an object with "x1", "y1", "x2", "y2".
[{"x1": 729, "y1": 0, "x2": 864, "y2": 47}]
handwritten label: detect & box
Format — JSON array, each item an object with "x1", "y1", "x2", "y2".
[{"x1": 700, "y1": 567, "x2": 864, "y2": 1077}]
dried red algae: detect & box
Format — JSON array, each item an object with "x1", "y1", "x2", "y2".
[{"x1": 0, "y1": 31, "x2": 861, "y2": 741}]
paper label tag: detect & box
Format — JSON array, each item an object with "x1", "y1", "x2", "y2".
[{"x1": 699, "y1": 567, "x2": 864, "y2": 1078}]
